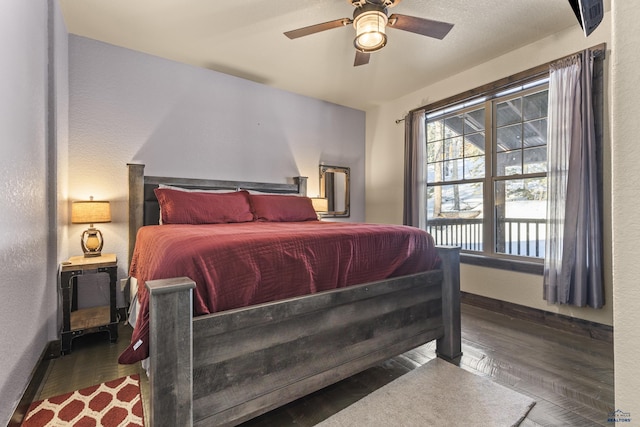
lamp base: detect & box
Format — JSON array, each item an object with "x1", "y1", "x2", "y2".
[
  {"x1": 81, "y1": 227, "x2": 104, "y2": 258},
  {"x1": 83, "y1": 251, "x2": 102, "y2": 258}
]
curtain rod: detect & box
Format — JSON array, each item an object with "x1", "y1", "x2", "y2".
[
  {"x1": 556, "y1": 42, "x2": 606, "y2": 63},
  {"x1": 396, "y1": 107, "x2": 426, "y2": 123}
]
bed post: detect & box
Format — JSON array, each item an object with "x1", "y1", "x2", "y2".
[
  {"x1": 435, "y1": 246, "x2": 462, "y2": 363},
  {"x1": 294, "y1": 176, "x2": 307, "y2": 196},
  {"x1": 128, "y1": 163, "x2": 145, "y2": 267},
  {"x1": 147, "y1": 277, "x2": 196, "y2": 427}
]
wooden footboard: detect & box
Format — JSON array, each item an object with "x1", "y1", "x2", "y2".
[{"x1": 145, "y1": 246, "x2": 460, "y2": 427}]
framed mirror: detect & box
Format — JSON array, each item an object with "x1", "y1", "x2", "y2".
[{"x1": 319, "y1": 165, "x2": 350, "y2": 218}]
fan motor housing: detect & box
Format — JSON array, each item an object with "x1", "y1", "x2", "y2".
[
  {"x1": 348, "y1": 0, "x2": 400, "y2": 8},
  {"x1": 352, "y1": 2, "x2": 388, "y2": 18}
]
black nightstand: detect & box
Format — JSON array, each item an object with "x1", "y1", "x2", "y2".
[{"x1": 59, "y1": 253, "x2": 118, "y2": 355}]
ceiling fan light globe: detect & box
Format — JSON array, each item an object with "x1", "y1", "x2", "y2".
[
  {"x1": 353, "y1": 11, "x2": 388, "y2": 52},
  {"x1": 355, "y1": 32, "x2": 387, "y2": 52}
]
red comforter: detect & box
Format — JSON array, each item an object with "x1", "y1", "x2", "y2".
[{"x1": 118, "y1": 221, "x2": 439, "y2": 364}]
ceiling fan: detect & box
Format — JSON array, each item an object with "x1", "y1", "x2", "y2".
[{"x1": 284, "y1": 0, "x2": 454, "y2": 66}]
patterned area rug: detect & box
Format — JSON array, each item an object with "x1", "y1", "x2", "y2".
[{"x1": 21, "y1": 375, "x2": 144, "y2": 427}]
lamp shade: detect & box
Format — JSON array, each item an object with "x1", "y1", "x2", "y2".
[
  {"x1": 311, "y1": 197, "x2": 329, "y2": 213},
  {"x1": 71, "y1": 200, "x2": 111, "y2": 225}
]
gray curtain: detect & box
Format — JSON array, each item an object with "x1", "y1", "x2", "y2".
[
  {"x1": 403, "y1": 110, "x2": 426, "y2": 228},
  {"x1": 543, "y1": 50, "x2": 604, "y2": 308}
]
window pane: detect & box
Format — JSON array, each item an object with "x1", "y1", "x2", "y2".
[
  {"x1": 464, "y1": 156, "x2": 485, "y2": 179},
  {"x1": 444, "y1": 115, "x2": 464, "y2": 138},
  {"x1": 444, "y1": 136, "x2": 463, "y2": 160},
  {"x1": 496, "y1": 123, "x2": 522, "y2": 152},
  {"x1": 464, "y1": 132, "x2": 485, "y2": 155},
  {"x1": 523, "y1": 91, "x2": 548, "y2": 121},
  {"x1": 427, "y1": 119, "x2": 444, "y2": 143},
  {"x1": 427, "y1": 183, "x2": 484, "y2": 252},
  {"x1": 523, "y1": 146, "x2": 547, "y2": 173},
  {"x1": 497, "y1": 151, "x2": 522, "y2": 176},
  {"x1": 429, "y1": 183, "x2": 483, "y2": 214},
  {"x1": 523, "y1": 118, "x2": 547, "y2": 148},
  {"x1": 427, "y1": 162, "x2": 445, "y2": 183},
  {"x1": 496, "y1": 98, "x2": 522, "y2": 127},
  {"x1": 427, "y1": 141, "x2": 444, "y2": 162},
  {"x1": 442, "y1": 159, "x2": 463, "y2": 181},
  {"x1": 494, "y1": 178, "x2": 547, "y2": 258},
  {"x1": 465, "y1": 108, "x2": 485, "y2": 131}
]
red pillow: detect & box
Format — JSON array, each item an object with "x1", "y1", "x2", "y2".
[
  {"x1": 155, "y1": 188, "x2": 254, "y2": 224},
  {"x1": 250, "y1": 194, "x2": 318, "y2": 222}
]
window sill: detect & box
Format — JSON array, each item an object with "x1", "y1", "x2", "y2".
[{"x1": 460, "y1": 253, "x2": 544, "y2": 275}]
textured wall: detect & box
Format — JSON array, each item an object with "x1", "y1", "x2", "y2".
[
  {"x1": 611, "y1": 2, "x2": 640, "y2": 419},
  {"x1": 68, "y1": 36, "x2": 365, "y2": 281},
  {"x1": 0, "y1": 1, "x2": 64, "y2": 424},
  {"x1": 55, "y1": 0, "x2": 71, "y2": 288}
]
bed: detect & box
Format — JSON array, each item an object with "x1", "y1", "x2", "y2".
[{"x1": 124, "y1": 163, "x2": 461, "y2": 427}]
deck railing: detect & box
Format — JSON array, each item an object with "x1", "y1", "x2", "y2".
[
  {"x1": 426, "y1": 217, "x2": 546, "y2": 258},
  {"x1": 427, "y1": 218, "x2": 483, "y2": 252}
]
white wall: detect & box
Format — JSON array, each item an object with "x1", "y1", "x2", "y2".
[
  {"x1": 68, "y1": 36, "x2": 366, "y2": 280},
  {"x1": 611, "y1": 1, "x2": 640, "y2": 419},
  {"x1": 365, "y1": 14, "x2": 613, "y2": 326},
  {"x1": 0, "y1": 1, "x2": 67, "y2": 424}
]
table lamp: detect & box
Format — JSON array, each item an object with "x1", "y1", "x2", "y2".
[
  {"x1": 71, "y1": 197, "x2": 111, "y2": 257},
  {"x1": 311, "y1": 197, "x2": 328, "y2": 219}
]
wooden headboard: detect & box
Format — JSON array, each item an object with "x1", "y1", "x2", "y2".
[{"x1": 127, "y1": 163, "x2": 308, "y2": 266}]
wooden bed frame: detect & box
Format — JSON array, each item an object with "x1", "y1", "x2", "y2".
[{"x1": 127, "y1": 163, "x2": 461, "y2": 427}]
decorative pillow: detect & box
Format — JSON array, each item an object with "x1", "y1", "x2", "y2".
[
  {"x1": 155, "y1": 188, "x2": 254, "y2": 224},
  {"x1": 250, "y1": 194, "x2": 318, "y2": 222},
  {"x1": 157, "y1": 185, "x2": 237, "y2": 224}
]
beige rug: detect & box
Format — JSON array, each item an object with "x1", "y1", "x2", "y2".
[{"x1": 317, "y1": 358, "x2": 535, "y2": 427}]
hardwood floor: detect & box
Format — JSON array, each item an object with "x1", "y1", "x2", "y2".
[{"x1": 30, "y1": 304, "x2": 613, "y2": 426}]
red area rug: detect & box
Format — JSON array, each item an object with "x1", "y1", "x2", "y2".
[{"x1": 21, "y1": 375, "x2": 144, "y2": 427}]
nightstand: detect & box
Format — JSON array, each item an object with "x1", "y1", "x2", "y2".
[{"x1": 59, "y1": 253, "x2": 118, "y2": 355}]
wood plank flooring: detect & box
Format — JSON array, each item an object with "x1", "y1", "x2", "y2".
[{"x1": 30, "y1": 303, "x2": 613, "y2": 426}]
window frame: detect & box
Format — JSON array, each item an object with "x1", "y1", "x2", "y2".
[
  {"x1": 421, "y1": 66, "x2": 551, "y2": 274},
  {"x1": 490, "y1": 83, "x2": 549, "y2": 260}
]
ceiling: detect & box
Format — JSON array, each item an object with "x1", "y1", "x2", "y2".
[{"x1": 59, "y1": 0, "x2": 598, "y2": 111}]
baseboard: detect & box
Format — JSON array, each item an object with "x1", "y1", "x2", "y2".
[
  {"x1": 461, "y1": 292, "x2": 613, "y2": 343},
  {"x1": 8, "y1": 340, "x2": 58, "y2": 426}
]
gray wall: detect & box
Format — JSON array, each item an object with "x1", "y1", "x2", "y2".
[
  {"x1": 0, "y1": 1, "x2": 68, "y2": 423},
  {"x1": 68, "y1": 35, "x2": 366, "y2": 281}
]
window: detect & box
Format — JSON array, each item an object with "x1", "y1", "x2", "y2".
[{"x1": 425, "y1": 80, "x2": 549, "y2": 260}]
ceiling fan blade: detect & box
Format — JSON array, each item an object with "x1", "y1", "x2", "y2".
[
  {"x1": 284, "y1": 18, "x2": 351, "y2": 39},
  {"x1": 388, "y1": 14, "x2": 453, "y2": 40},
  {"x1": 354, "y1": 51, "x2": 370, "y2": 67}
]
